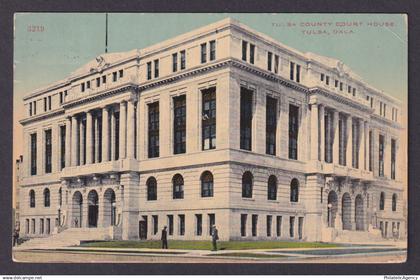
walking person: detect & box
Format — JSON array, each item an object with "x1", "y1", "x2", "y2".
[
  {"x1": 74, "y1": 217, "x2": 79, "y2": 228},
  {"x1": 211, "y1": 225, "x2": 219, "y2": 251},
  {"x1": 161, "y1": 226, "x2": 168, "y2": 249},
  {"x1": 12, "y1": 228, "x2": 19, "y2": 247}
]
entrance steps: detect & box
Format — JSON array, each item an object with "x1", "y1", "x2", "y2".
[
  {"x1": 17, "y1": 227, "x2": 113, "y2": 249},
  {"x1": 322, "y1": 227, "x2": 383, "y2": 243}
]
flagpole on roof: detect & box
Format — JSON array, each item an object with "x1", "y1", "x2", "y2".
[{"x1": 105, "y1": 13, "x2": 108, "y2": 54}]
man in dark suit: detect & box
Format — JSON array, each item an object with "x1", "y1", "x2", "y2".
[
  {"x1": 211, "y1": 225, "x2": 219, "y2": 251},
  {"x1": 161, "y1": 226, "x2": 168, "y2": 249}
]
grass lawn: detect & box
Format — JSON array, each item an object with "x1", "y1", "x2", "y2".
[{"x1": 80, "y1": 240, "x2": 339, "y2": 250}]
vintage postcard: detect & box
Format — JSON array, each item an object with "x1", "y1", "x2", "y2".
[{"x1": 12, "y1": 13, "x2": 407, "y2": 263}]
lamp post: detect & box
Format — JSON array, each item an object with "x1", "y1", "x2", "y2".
[{"x1": 327, "y1": 203, "x2": 332, "y2": 227}]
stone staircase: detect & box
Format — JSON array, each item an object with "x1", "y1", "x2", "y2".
[{"x1": 17, "y1": 227, "x2": 113, "y2": 249}]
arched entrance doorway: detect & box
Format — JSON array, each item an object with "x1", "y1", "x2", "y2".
[
  {"x1": 342, "y1": 193, "x2": 352, "y2": 230},
  {"x1": 327, "y1": 191, "x2": 338, "y2": 228},
  {"x1": 72, "y1": 191, "x2": 83, "y2": 228},
  {"x1": 104, "y1": 189, "x2": 116, "y2": 227},
  {"x1": 355, "y1": 194, "x2": 364, "y2": 231},
  {"x1": 88, "y1": 190, "x2": 99, "y2": 228}
]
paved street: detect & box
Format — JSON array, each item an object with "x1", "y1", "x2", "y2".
[{"x1": 13, "y1": 245, "x2": 406, "y2": 263}]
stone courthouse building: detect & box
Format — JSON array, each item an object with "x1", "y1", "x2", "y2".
[{"x1": 18, "y1": 18, "x2": 405, "y2": 244}]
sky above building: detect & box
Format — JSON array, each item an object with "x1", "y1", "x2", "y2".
[{"x1": 13, "y1": 13, "x2": 408, "y2": 201}]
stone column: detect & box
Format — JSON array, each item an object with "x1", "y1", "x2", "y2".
[
  {"x1": 79, "y1": 116, "x2": 85, "y2": 165},
  {"x1": 102, "y1": 107, "x2": 110, "y2": 162},
  {"x1": 121, "y1": 172, "x2": 140, "y2": 240},
  {"x1": 82, "y1": 193, "x2": 89, "y2": 228},
  {"x1": 71, "y1": 115, "x2": 78, "y2": 166},
  {"x1": 119, "y1": 101, "x2": 127, "y2": 159},
  {"x1": 98, "y1": 191, "x2": 104, "y2": 228},
  {"x1": 65, "y1": 117, "x2": 71, "y2": 167},
  {"x1": 365, "y1": 122, "x2": 370, "y2": 171},
  {"x1": 94, "y1": 115, "x2": 100, "y2": 163},
  {"x1": 319, "y1": 105, "x2": 325, "y2": 162},
  {"x1": 110, "y1": 107, "x2": 116, "y2": 161},
  {"x1": 310, "y1": 103, "x2": 319, "y2": 161},
  {"x1": 346, "y1": 115, "x2": 353, "y2": 167},
  {"x1": 86, "y1": 111, "x2": 93, "y2": 164},
  {"x1": 332, "y1": 110, "x2": 340, "y2": 164},
  {"x1": 126, "y1": 100, "x2": 136, "y2": 159},
  {"x1": 358, "y1": 119, "x2": 365, "y2": 170}
]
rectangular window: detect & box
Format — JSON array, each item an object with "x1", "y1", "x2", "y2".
[
  {"x1": 40, "y1": 219, "x2": 44, "y2": 234},
  {"x1": 391, "y1": 139, "x2": 396, "y2": 180},
  {"x1": 383, "y1": 103, "x2": 387, "y2": 117},
  {"x1": 102, "y1": 75, "x2": 106, "y2": 84},
  {"x1": 266, "y1": 96, "x2": 277, "y2": 155},
  {"x1": 340, "y1": 82, "x2": 343, "y2": 91},
  {"x1": 298, "y1": 217, "x2": 304, "y2": 240},
  {"x1": 320, "y1": 73, "x2": 324, "y2": 81},
  {"x1": 45, "y1": 129, "x2": 52, "y2": 173},
  {"x1": 208, "y1": 214, "x2": 215, "y2": 235},
  {"x1": 59, "y1": 92, "x2": 63, "y2": 104},
  {"x1": 81, "y1": 83, "x2": 85, "y2": 92},
  {"x1": 29, "y1": 102, "x2": 33, "y2": 116},
  {"x1": 112, "y1": 72, "x2": 117, "y2": 82},
  {"x1": 180, "y1": 50, "x2": 186, "y2": 69},
  {"x1": 178, "y1": 214, "x2": 185, "y2": 236},
  {"x1": 173, "y1": 95, "x2": 186, "y2": 154},
  {"x1": 276, "y1": 216, "x2": 282, "y2": 237},
  {"x1": 202, "y1": 87, "x2": 216, "y2": 150},
  {"x1": 154, "y1": 59, "x2": 159, "y2": 78},
  {"x1": 266, "y1": 215, "x2": 272, "y2": 237},
  {"x1": 44, "y1": 97, "x2": 47, "y2": 112},
  {"x1": 167, "y1": 215, "x2": 174, "y2": 235},
  {"x1": 46, "y1": 218, "x2": 50, "y2": 234},
  {"x1": 289, "y1": 216, "x2": 295, "y2": 238},
  {"x1": 348, "y1": 85, "x2": 351, "y2": 93},
  {"x1": 240, "y1": 87, "x2": 253, "y2": 151},
  {"x1": 96, "y1": 77, "x2": 100, "y2": 87},
  {"x1": 148, "y1": 102, "x2": 159, "y2": 158},
  {"x1": 252, "y1": 214, "x2": 258, "y2": 237},
  {"x1": 290, "y1": 62, "x2": 295, "y2": 80},
  {"x1": 380, "y1": 101, "x2": 383, "y2": 116},
  {"x1": 325, "y1": 111, "x2": 333, "y2": 163},
  {"x1": 274, "y1": 54, "x2": 279, "y2": 74},
  {"x1": 249, "y1": 44, "x2": 255, "y2": 64},
  {"x1": 242, "y1": 41, "x2": 248, "y2": 61},
  {"x1": 48, "y1": 96, "x2": 52, "y2": 110},
  {"x1": 353, "y1": 88, "x2": 356, "y2": 96},
  {"x1": 119, "y1": 69, "x2": 123, "y2": 78},
  {"x1": 147, "y1": 62, "x2": 152, "y2": 80},
  {"x1": 60, "y1": 125, "x2": 66, "y2": 170},
  {"x1": 289, "y1": 104, "x2": 299, "y2": 160},
  {"x1": 209, "y1": 40, "x2": 216, "y2": 61},
  {"x1": 379, "y1": 134, "x2": 385, "y2": 177},
  {"x1": 30, "y1": 133, "x2": 37, "y2": 175},
  {"x1": 172, "y1": 53, "x2": 178, "y2": 72},
  {"x1": 371, "y1": 97, "x2": 374, "y2": 108},
  {"x1": 240, "y1": 214, "x2": 247, "y2": 237},
  {"x1": 339, "y1": 116, "x2": 346, "y2": 166},
  {"x1": 86, "y1": 81, "x2": 90, "y2": 89},
  {"x1": 352, "y1": 120, "x2": 359, "y2": 168},
  {"x1": 335, "y1": 80, "x2": 338, "y2": 88},
  {"x1": 201, "y1": 43, "x2": 207, "y2": 64},
  {"x1": 296, "y1": 64, "x2": 301, "y2": 83},
  {"x1": 195, "y1": 214, "x2": 202, "y2": 236},
  {"x1": 369, "y1": 130, "x2": 373, "y2": 171},
  {"x1": 267, "y1": 51, "x2": 272, "y2": 71},
  {"x1": 326, "y1": 76, "x2": 330, "y2": 85},
  {"x1": 152, "y1": 215, "x2": 158, "y2": 235},
  {"x1": 31, "y1": 219, "x2": 35, "y2": 234},
  {"x1": 26, "y1": 219, "x2": 29, "y2": 234}
]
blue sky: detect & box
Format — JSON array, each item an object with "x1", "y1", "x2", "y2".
[{"x1": 13, "y1": 13, "x2": 407, "y2": 161}]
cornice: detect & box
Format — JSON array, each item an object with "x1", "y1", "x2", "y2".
[
  {"x1": 371, "y1": 114, "x2": 402, "y2": 130},
  {"x1": 19, "y1": 108, "x2": 65, "y2": 126}
]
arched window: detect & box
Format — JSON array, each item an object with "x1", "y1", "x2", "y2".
[
  {"x1": 44, "y1": 188, "x2": 50, "y2": 207},
  {"x1": 379, "y1": 192, "x2": 385, "y2": 210},
  {"x1": 201, "y1": 171, "x2": 214, "y2": 197},
  {"x1": 392, "y1": 193, "x2": 397, "y2": 212},
  {"x1": 242, "y1": 171, "x2": 253, "y2": 198},
  {"x1": 172, "y1": 174, "x2": 184, "y2": 199},
  {"x1": 29, "y1": 190, "x2": 35, "y2": 208},
  {"x1": 267, "y1": 175, "x2": 277, "y2": 200},
  {"x1": 290, "y1": 178, "x2": 299, "y2": 202},
  {"x1": 58, "y1": 187, "x2": 62, "y2": 206},
  {"x1": 146, "y1": 177, "x2": 157, "y2": 201}
]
